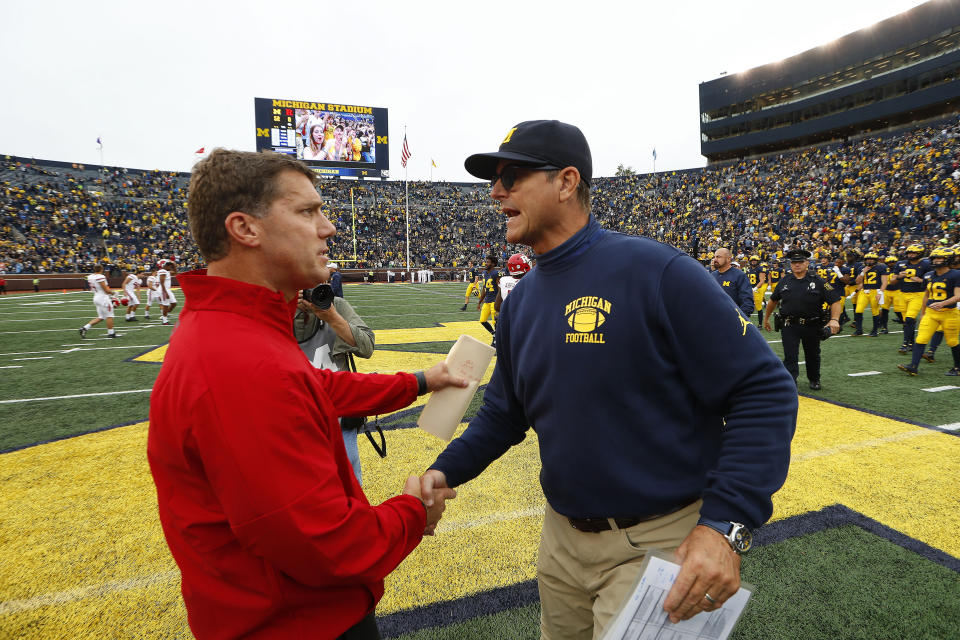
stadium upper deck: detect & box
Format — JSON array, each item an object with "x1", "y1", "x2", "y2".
[
  {"x1": 2, "y1": 115, "x2": 959, "y2": 277},
  {"x1": 700, "y1": 0, "x2": 960, "y2": 163}
]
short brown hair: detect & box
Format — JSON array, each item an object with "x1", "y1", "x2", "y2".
[
  {"x1": 188, "y1": 149, "x2": 317, "y2": 261},
  {"x1": 545, "y1": 169, "x2": 591, "y2": 212}
]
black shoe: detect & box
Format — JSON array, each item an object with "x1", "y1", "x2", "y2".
[
  {"x1": 923, "y1": 351, "x2": 936, "y2": 363},
  {"x1": 108, "y1": 333, "x2": 119, "y2": 338},
  {"x1": 78, "y1": 327, "x2": 87, "y2": 338},
  {"x1": 946, "y1": 368, "x2": 959, "y2": 377},
  {"x1": 898, "y1": 364, "x2": 918, "y2": 376},
  {"x1": 129, "y1": 317, "x2": 138, "y2": 322},
  {"x1": 879, "y1": 328, "x2": 888, "y2": 335},
  {"x1": 868, "y1": 331, "x2": 878, "y2": 337},
  {"x1": 851, "y1": 331, "x2": 864, "y2": 337},
  {"x1": 898, "y1": 345, "x2": 909, "y2": 355},
  {"x1": 809, "y1": 381, "x2": 822, "y2": 390}
]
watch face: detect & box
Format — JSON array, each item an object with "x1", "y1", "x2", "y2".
[{"x1": 732, "y1": 525, "x2": 753, "y2": 553}]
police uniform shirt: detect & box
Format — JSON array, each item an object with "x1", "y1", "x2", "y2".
[{"x1": 771, "y1": 273, "x2": 841, "y2": 318}]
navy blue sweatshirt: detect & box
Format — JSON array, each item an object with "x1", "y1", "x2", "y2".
[
  {"x1": 430, "y1": 216, "x2": 796, "y2": 529},
  {"x1": 712, "y1": 267, "x2": 754, "y2": 316}
]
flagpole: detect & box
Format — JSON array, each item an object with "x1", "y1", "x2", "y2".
[
  {"x1": 351, "y1": 187, "x2": 357, "y2": 263},
  {"x1": 404, "y1": 128, "x2": 410, "y2": 281}
]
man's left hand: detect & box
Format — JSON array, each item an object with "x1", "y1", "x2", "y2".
[{"x1": 662, "y1": 525, "x2": 741, "y2": 623}]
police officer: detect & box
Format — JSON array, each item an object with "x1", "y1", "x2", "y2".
[{"x1": 763, "y1": 248, "x2": 842, "y2": 390}]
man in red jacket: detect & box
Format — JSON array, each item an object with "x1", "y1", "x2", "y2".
[{"x1": 148, "y1": 148, "x2": 467, "y2": 640}]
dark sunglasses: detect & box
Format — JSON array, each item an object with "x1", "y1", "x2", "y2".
[{"x1": 490, "y1": 164, "x2": 560, "y2": 191}]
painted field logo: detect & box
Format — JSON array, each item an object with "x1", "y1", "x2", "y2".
[{"x1": 564, "y1": 296, "x2": 611, "y2": 344}]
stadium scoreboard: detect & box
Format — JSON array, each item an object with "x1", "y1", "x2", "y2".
[{"x1": 255, "y1": 97, "x2": 389, "y2": 179}]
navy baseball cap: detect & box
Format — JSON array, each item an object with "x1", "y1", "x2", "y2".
[{"x1": 464, "y1": 120, "x2": 592, "y2": 186}]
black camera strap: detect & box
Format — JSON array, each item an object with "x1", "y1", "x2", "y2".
[{"x1": 346, "y1": 352, "x2": 387, "y2": 459}]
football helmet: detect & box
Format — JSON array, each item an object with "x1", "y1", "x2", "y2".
[
  {"x1": 507, "y1": 253, "x2": 532, "y2": 277},
  {"x1": 906, "y1": 244, "x2": 924, "y2": 255},
  {"x1": 930, "y1": 247, "x2": 952, "y2": 267}
]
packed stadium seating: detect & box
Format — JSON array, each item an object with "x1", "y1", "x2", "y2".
[{"x1": 2, "y1": 116, "x2": 959, "y2": 276}]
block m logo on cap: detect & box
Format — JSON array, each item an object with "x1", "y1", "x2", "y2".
[{"x1": 501, "y1": 127, "x2": 517, "y2": 145}]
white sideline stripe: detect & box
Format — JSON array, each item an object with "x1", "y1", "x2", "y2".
[
  {"x1": 0, "y1": 345, "x2": 161, "y2": 357},
  {"x1": 0, "y1": 506, "x2": 546, "y2": 614},
  {"x1": 0, "y1": 570, "x2": 181, "y2": 615},
  {"x1": 793, "y1": 429, "x2": 935, "y2": 462},
  {"x1": 0, "y1": 365, "x2": 23, "y2": 369},
  {"x1": 848, "y1": 371, "x2": 883, "y2": 377},
  {"x1": 0, "y1": 389, "x2": 152, "y2": 404},
  {"x1": 12, "y1": 357, "x2": 53, "y2": 361},
  {"x1": 922, "y1": 386, "x2": 960, "y2": 393},
  {"x1": 937, "y1": 422, "x2": 960, "y2": 431}
]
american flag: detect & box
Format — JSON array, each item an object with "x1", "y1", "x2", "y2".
[{"x1": 401, "y1": 134, "x2": 411, "y2": 168}]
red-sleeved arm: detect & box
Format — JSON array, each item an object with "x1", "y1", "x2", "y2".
[
  {"x1": 189, "y1": 368, "x2": 425, "y2": 588},
  {"x1": 315, "y1": 369, "x2": 418, "y2": 418}
]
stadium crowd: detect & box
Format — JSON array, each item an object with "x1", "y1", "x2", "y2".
[{"x1": 2, "y1": 116, "x2": 959, "y2": 276}]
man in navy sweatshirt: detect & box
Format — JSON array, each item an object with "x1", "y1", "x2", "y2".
[
  {"x1": 420, "y1": 120, "x2": 797, "y2": 639},
  {"x1": 711, "y1": 247, "x2": 754, "y2": 317}
]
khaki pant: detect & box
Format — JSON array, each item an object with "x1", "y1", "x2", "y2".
[{"x1": 538, "y1": 500, "x2": 702, "y2": 640}]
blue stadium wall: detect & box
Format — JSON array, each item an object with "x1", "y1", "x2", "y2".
[{"x1": 699, "y1": 0, "x2": 960, "y2": 163}]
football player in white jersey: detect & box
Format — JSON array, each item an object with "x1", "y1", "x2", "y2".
[
  {"x1": 79, "y1": 264, "x2": 119, "y2": 338},
  {"x1": 122, "y1": 270, "x2": 141, "y2": 322},
  {"x1": 157, "y1": 259, "x2": 178, "y2": 325},
  {"x1": 144, "y1": 269, "x2": 160, "y2": 319},
  {"x1": 494, "y1": 253, "x2": 532, "y2": 313}
]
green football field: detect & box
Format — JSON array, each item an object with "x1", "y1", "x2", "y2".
[{"x1": 1, "y1": 282, "x2": 957, "y2": 639}]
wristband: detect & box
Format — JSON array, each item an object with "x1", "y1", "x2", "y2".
[{"x1": 414, "y1": 370, "x2": 428, "y2": 396}]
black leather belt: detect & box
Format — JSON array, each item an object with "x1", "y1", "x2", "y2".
[
  {"x1": 568, "y1": 499, "x2": 696, "y2": 533},
  {"x1": 784, "y1": 316, "x2": 820, "y2": 325}
]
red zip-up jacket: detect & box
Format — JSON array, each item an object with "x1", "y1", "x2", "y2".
[{"x1": 148, "y1": 271, "x2": 425, "y2": 639}]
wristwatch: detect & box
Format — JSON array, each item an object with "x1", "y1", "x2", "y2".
[{"x1": 697, "y1": 518, "x2": 753, "y2": 554}]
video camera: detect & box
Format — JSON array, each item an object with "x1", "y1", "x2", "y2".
[{"x1": 302, "y1": 283, "x2": 334, "y2": 310}]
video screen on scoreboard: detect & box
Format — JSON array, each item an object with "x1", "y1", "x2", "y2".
[{"x1": 254, "y1": 97, "x2": 389, "y2": 178}]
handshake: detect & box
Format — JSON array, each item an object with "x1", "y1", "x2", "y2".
[{"x1": 401, "y1": 469, "x2": 456, "y2": 536}]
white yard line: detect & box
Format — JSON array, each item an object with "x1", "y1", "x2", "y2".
[
  {"x1": 848, "y1": 371, "x2": 883, "y2": 377},
  {"x1": 0, "y1": 389, "x2": 152, "y2": 404},
  {"x1": 11, "y1": 357, "x2": 53, "y2": 361},
  {"x1": 921, "y1": 386, "x2": 960, "y2": 393},
  {"x1": 0, "y1": 504, "x2": 547, "y2": 614}
]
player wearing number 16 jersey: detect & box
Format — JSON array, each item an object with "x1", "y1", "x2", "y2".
[{"x1": 898, "y1": 248, "x2": 960, "y2": 376}]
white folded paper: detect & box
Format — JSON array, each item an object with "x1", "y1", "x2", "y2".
[
  {"x1": 417, "y1": 335, "x2": 496, "y2": 440},
  {"x1": 600, "y1": 550, "x2": 752, "y2": 640}
]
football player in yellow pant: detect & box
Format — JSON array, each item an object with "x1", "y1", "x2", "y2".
[
  {"x1": 879, "y1": 255, "x2": 900, "y2": 335},
  {"x1": 853, "y1": 252, "x2": 888, "y2": 337},
  {"x1": 895, "y1": 244, "x2": 932, "y2": 354},
  {"x1": 477, "y1": 255, "x2": 500, "y2": 345},
  {"x1": 898, "y1": 248, "x2": 960, "y2": 376},
  {"x1": 747, "y1": 255, "x2": 767, "y2": 327},
  {"x1": 460, "y1": 261, "x2": 480, "y2": 311}
]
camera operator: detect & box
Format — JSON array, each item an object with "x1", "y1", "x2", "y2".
[
  {"x1": 295, "y1": 281, "x2": 374, "y2": 485},
  {"x1": 764, "y1": 248, "x2": 842, "y2": 391}
]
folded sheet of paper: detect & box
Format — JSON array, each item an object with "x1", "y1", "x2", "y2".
[
  {"x1": 417, "y1": 335, "x2": 496, "y2": 440},
  {"x1": 600, "y1": 550, "x2": 752, "y2": 640}
]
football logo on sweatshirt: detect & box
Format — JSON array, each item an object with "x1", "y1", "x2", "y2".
[{"x1": 564, "y1": 296, "x2": 611, "y2": 344}]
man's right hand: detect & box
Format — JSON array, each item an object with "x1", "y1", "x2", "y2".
[{"x1": 403, "y1": 473, "x2": 456, "y2": 535}]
